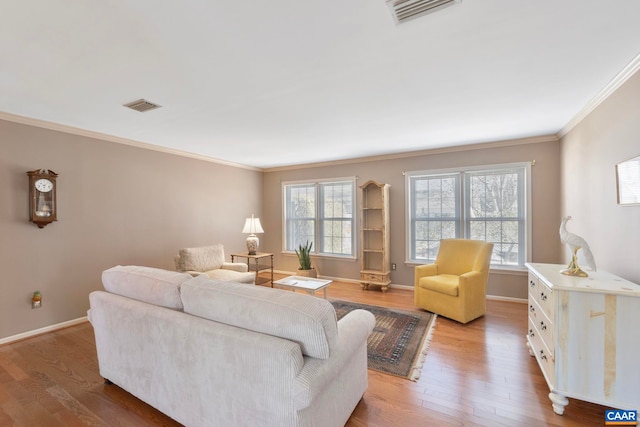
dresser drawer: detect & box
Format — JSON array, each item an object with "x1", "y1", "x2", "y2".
[
  {"x1": 528, "y1": 314, "x2": 554, "y2": 354},
  {"x1": 528, "y1": 298, "x2": 554, "y2": 347},
  {"x1": 529, "y1": 272, "x2": 555, "y2": 321},
  {"x1": 527, "y1": 319, "x2": 555, "y2": 387},
  {"x1": 360, "y1": 272, "x2": 389, "y2": 283}
]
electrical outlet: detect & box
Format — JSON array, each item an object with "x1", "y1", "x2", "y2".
[
  {"x1": 32, "y1": 291, "x2": 42, "y2": 309},
  {"x1": 392, "y1": 263, "x2": 397, "y2": 270}
]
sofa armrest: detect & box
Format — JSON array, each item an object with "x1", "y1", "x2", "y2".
[
  {"x1": 414, "y1": 263, "x2": 438, "y2": 287},
  {"x1": 221, "y1": 262, "x2": 249, "y2": 273},
  {"x1": 459, "y1": 271, "x2": 485, "y2": 296},
  {"x1": 293, "y1": 309, "x2": 375, "y2": 409}
]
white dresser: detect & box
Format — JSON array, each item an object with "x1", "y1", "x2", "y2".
[{"x1": 525, "y1": 263, "x2": 640, "y2": 415}]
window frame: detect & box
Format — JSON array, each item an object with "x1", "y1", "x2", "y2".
[
  {"x1": 282, "y1": 177, "x2": 357, "y2": 259},
  {"x1": 405, "y1": 162, "x2": 532, "y2": 270}
]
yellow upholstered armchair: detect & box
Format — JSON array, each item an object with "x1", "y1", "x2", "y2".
[{"x1": 414, "y1": 239, "x2": 493, "y2": 324}]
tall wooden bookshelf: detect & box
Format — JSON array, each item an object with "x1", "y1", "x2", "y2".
[{"x1": 360, "y1": 180, "x2": 391, "y2": 292}]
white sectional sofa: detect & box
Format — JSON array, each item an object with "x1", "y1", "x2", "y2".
[{"x1": 88, "y1": 265, "x2": 375, "y2": 427}]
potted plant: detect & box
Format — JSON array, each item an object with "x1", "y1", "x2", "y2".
[{"x1": 295, "y1": 240, "x2": 317, "y2": 278}]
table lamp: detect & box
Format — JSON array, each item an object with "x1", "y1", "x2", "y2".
[{"x1": 242, "y1": 214, "x2": 264, "y2": 255}]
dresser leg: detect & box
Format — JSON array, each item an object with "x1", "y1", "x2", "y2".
[
  {"x1": 526, "y1": 339, "x2": 535, "y2": 357},
  {"x1": 549, "y1": 392, "x2": 569, "y2": 415}
]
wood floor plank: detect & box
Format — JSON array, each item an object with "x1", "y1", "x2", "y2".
[{"x1": 0, "y1": 278, "x2": 610, "y2": 426}]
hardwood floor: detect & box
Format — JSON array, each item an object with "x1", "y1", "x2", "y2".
[{"x1": 0, "y1": 280, "x2": 607, "y2": 426}]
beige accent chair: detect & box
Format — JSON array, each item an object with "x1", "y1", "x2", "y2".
[
  {"x1": 414, "y1": 238, "x2": 493, "y2": 324},
  {"x1": 175, "y1": 244, "x2": 255, "y2": 284}
]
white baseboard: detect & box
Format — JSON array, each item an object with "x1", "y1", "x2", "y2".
[
  {"x1": 388, "y1": 283, "x2": 414, "y2": 291},
  {"x1": 0, "y1": 316, "x2": 88, "y2": 346},
  {"x1": 486, "y1": 295, "x2": 527, "y2": 303}
]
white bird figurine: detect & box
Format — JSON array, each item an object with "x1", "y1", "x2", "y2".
[{"x1": 559, "y1": 215, "x2": 596, "y2": 277}]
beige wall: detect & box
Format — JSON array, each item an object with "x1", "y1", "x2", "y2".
[
  {"x1": 561, "y1": 70, "x2": 640, "y2": 284},
  {"x1": 0, "y1": 119, "x2": 262, "y2": 340},
  {"x1": 263, "y1": 137, "x2": 562, "y2": 299}
]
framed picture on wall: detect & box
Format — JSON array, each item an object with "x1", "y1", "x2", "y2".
[{"x1": 616, "y1": 155, "x2": 640, "y2": 205}]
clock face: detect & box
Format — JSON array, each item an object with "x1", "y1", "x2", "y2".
[{"x1": 35, "y1": 178, "x2": 54, "y2": 193}]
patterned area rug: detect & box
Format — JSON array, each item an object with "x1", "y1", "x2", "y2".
[{"x1": 330, "y1": 300, "x2": 436, "y2": 381}]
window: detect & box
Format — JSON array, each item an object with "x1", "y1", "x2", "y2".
[
  {"x1": 283, "y1": 178, "x2": 355, "y2": 257},
  {"x1": 406, "y1": 163, "x2": 530, "y2": 268}
]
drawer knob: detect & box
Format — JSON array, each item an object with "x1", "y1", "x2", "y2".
[
  {"x1": 530, "y1": 280, "x2": 535, "y2": 287},
  {"x1": 540, "y1": 321, "x2": 547, "y2": 331},
  {"x1": 540, "y1": 350, "x2": 547, "y2": 361},
  {"x1": 540, "y1": 292, "x2": 547, "y2": 301},
  {"x1": 529, "y1": 305, "x2": 535, "y2": 313},
  {"x1": 529, "y1": 329, "x2": 535, "y2": 338}
]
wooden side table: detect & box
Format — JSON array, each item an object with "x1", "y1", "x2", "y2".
[{"x1": 230, "y1": 252, "x2": 273, "y2": 287}]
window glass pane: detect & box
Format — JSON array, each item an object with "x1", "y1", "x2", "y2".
[
  {"x1": 321, "y1": 220, "x2": 352, "y2": 254},
  {"x1": 411, "y1": 174, "x2": 460, "y2": 260},
  {"x1": 285, "y1": 184, "x2": 316, "y2": 251},
  {"x1": 466, "y1": 168, "x2": 524, "y2": 266},
  {"x1": 441, "y1": 220, "x2": 457, "y2": 239},
  {"x1": 288, "y1": 185, "x2": 315, "y2": 218},
  {"x1": 469, "y1": 220, "x2": 485, "y2": 240},
  {"x1": 494, "y1": 242, "x2": 519, "y2": 265},
  {"x1": 414, "y1": 220, "x2": 428, "y2": 259},
  {"x1": 469, "y1": 171, "x2": 520, "y2": 218},
  {"x1": 415, "y1": 239, "x2": 429, "y2": 260},
  {"x1": 321, "y1": 182, "x2": 353, "y2": 219},
  {"x1": 320, "y1": 181, "x2": 354, "y2": 256}
]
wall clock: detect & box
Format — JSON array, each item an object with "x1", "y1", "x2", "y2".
[{"x1": 27, "y1": 169, "x2": 58, "y2": 228}]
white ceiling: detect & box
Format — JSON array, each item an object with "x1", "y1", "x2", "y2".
[{"x1": 2, "y1": 1, "x2": 640, "y2": 169}]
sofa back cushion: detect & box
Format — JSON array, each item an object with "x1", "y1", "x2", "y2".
[
  {"x1": 178, "y1": 244, "x2": 225, "y2": 272},
  {"x1": 181, "y1": 275, "x2": 338, "y2": 359},
  {"x1": 102, "y1": 265, "x2": 192, "y2": 310}
]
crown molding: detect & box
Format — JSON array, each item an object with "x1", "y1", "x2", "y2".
[
  {"x1": 0, "y1": 111, "x2": 262, "y2": 172},
  {"x1": 264, "y1": 134, "x2": 559, "y2": 172},
  {"x1": 558, "y1": 51, "x2": 640, "y2": 138}
]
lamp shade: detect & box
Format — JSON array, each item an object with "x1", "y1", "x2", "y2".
[{"x1": 242, "y1": 215, "x2": 264, "y2": 234}]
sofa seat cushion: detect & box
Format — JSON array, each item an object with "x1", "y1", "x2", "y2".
[
  {"x1": 102, "y1": 265, "x2": 192, "y2": 310},
  {"x1": 179, "y1": 244, "x2": 225, "y2": 272},
  {"x1": 206, "y1": 269, "x2": 255, "y2": 284},
  {"x1": 181, "y1": 275, "x2": 338, "y2": 359},
  {"x1": 419, "y1": 274, "x2": 459, "y2": 297}
]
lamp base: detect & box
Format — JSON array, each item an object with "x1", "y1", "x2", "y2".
[{"x1": 246, "y1": 235, "x2": 259, "y2": 255}]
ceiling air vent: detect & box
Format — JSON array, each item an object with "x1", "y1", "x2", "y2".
[
  {"x1": 387, "y1": 0, "x2": 461, "y2": 24},
  {"x1": 123, "y1": 99, "x2": 162, "y2": 112}
]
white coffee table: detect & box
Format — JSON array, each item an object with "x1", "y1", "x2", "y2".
[{"x1": 273, "y1": 276, "x2": 333, "y2": 298}]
